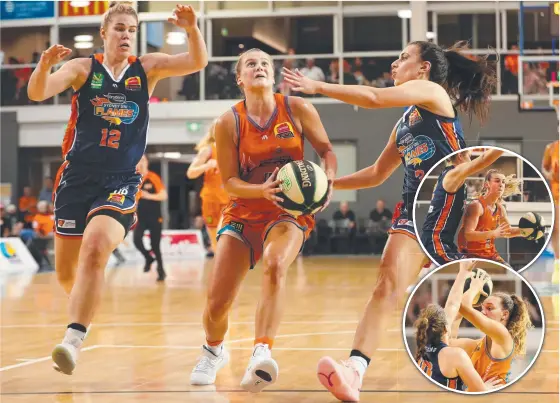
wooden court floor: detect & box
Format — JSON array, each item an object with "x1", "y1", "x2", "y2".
[{"x1": 1, "y1": 257, "x2": 558, "y2": 403}]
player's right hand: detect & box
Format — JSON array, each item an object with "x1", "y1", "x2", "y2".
[
  {"x1": 39, "y1": 45, "x2": 72, "y2": 69},
  {"x1": 261, "y1": 167, "x2": 284, "y2": 206},
  {"x1": 484, "y1": 376, "x2": 502, "y2": 390},
  {"x1": 205, "y1": 159, "x2": 218, "y2": 171},
  {"x1": 492, "y1": 222, "x2": 510, "y2": 239},
  {"x1": 469, "y1": 269, "x2": 490, "y2": 297}
]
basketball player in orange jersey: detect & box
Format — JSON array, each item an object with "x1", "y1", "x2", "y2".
[
  {"x1": 189, "y1": 48, "x2": 337, "y2": 392},
  {"x1": 542, "y1": 140, "x2": 559, "y2": 283},
  {"x1": 451, "y1": 271, "x2": 533, "y2": 386},
  {"x1": 186, "y1": 121, "x2": 229, "y2": 253},
  {"x1": 283, "y1": 40, "x2": 497, "y2": 401},
  {"x1": 27, "y1": 2, "x2": 207, "y2": 375},
  {"x1": 458, "y1": 169, "x2": 523, "y2": 265}
]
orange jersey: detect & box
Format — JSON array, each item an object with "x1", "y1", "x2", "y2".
[
  {"x1": 470, "y1": 337, "x2": 513, "y2": 384},
  {"x1": 543, "y1": 140, "x2": 559, "y2": 202},
  {"x1": 232, "y1": 93, "x2": 304, "y2": 210},
  {"x1": 200, "y1": 144, "x2": 229, "y2": 205},
  {"x1": 32, "y1": 213, "x2": 55, "y2": 236},
  {"x1": 458, "y1": 197, "x2": 504, "y2": 257}
]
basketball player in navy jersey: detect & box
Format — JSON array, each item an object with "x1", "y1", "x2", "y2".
[
  {"x1": 28, "y1": 2, "x2": 207, "y2": 375},
  {"x1": 420, "y1": 148, "x2": 504, "y2": 265},
  {"x1": 283, "y1": 41, "x2": 496, "y2": 401}
]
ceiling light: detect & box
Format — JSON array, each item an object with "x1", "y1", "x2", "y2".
[
  {"x1": 74, "y1": 35, "x2": 94, "y2": 42},
  {"x1": 70, "y1": 1, "x2": 90, "y2": 7},
  {"x1": 75, "y1": 42, "x2": 93, "y2": 49},
  {"x1": 398, "y1": 9, "x2": 412, "y2": 19},
  {"x1": 163, "y1": 152, "x2": 181, "y2": 159},
  {"x1": 426, "y1": 31, "x2": 436, "y2": 40}
]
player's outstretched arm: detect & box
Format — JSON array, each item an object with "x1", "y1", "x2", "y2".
[
  {"x1": 186, "y1": 147, "x2": 213, "y2": 179},
  {"x1": 333, "y1": 123, "x2": 401, "y2": 190},
  {"x1": 452, "y1": 348, "x2": 489, "y2": 392},
  {"x1": 142, "y1": 5, "x2": 207, "y2": 82},
  {"x1": 28, "y1": 45, "x2": 88, "y2": 101},
  {"x1": 444, "y1": 261, "x2": 475, "y2": 333},
  {"x1": 443, "y1": 149, "x2": 504, "y2": 193}
]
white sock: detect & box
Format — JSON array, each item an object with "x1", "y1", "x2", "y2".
[
  {"x1": 206, "y1": 343, "x2": 223, "y2": 356},
  {"x1": 349, "y1": 356, "x2": 368, "y2": 382},
  {"x1": 63, "y1": 328, "x2": 86, "y2": 348}
]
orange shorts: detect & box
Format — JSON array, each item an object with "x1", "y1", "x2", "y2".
[
  {"x1": 202, "y1": 199, "x2": 227, "y2": 228},
  {"x1": 217, "y1": 201, "x2": 315, "y2": 269}
]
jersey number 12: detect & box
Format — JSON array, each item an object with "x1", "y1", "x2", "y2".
[{"x1": 100, "y1": 129, "x2": 121, "y2": 149}]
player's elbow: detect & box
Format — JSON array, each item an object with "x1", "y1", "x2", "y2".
[
  {"x1": 369, "y1": 164, "x2": 389, "y2": 187},
  {"x1": 186, "y1": 169, "x2": 197, "y2": 179},
  {"x1": 27, "y1": 88, "x2": 45, "y2": 102},
  {"x1": 364, "y1": 90, "x2": 382, "y2": 109}
]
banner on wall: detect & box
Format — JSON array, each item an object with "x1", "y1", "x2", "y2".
[
  {"x1": 59, "y1": 1, "x2": 109, "y2": 17},
  {"x1": 0, "y1": 238, "x2": 39, "y2": 274},
  {"x1": 108, "y1": 230, "x2": 206, "y2": 266},
  {"x1": 0, "y1": 1, "x2": 55, "y2": 20}
]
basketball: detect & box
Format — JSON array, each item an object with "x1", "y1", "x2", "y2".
[
  {"x1": 277, "y1": 160, "x2": 329, "y2": 217},
  {"x1": 463, "y1": 269, "x2": 493, "y2": 306},
  {"x1": 519, "y1": 212, "x2": 546, "y2": 241}
]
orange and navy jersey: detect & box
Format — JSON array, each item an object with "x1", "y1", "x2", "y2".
[
  {"x1": 62, "y1": 54, "x2": 149, "y2": 173},
  {"x1": 470, "y1": 337, "x2": 512, "y2": 385},
  {"x1": 396, "y1": 105, "x2": 465, "y2": 206},
  {"x1": 137, "y1": 171, "x2": 164, "y2": 219},
  {"x1": 418, "y1": 342, "x2": 464, "y2": 390},
  {"x1": 421, "y1": 166, "x2": 466, "y2": 257},
  {"x1": 543, "y1": 140, "x2": 559, "y2": 201},
  {"x1": 231, "y1": 93, "x2": 303, "y2": 210},
  {"x1": 458, "y1": 197, "x2": 504, "y2": 256},
  {"x1": 200, "y1": 143, "x2": 229, "y2": 205}
]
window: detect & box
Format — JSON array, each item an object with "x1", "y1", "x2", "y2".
[
  {"x1": 138, "y1": 1, "x2": 201, "y2": 12},
  {"x1": 342, "y1": 56, "x2": 396, "y2": 86},
  {"x1": 343, "y1": 16, "x2": 402, "y2": 51},
  {"x1": 507, "y1": 8, "x2": 555, "y2": 50},
  {"x1": 211, "y1": 16, "x2": 333, "y2": 57},
  {"x1": 275, "y1": 1, "x2": 336, "y2": 8},
  {"x1": 436, "y1": 13, "x2": 497, "y2": 49},
  {"x1": 329, "y1": 142, "x2": 357, "y2": 203},
  {"x1": 205, "y1": 1, "x2": 269, "y2": 11}
]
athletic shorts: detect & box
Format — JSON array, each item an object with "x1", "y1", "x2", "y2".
[
  {"x1": 53, "y1": 162, "x2": 141, "y2": 237},
  {"x1": 388, "y1": 201, "x2": 416, "y2": 240},
  {"x1": 217, "y1": 201, "x2": 314, "y2": 269},
  {"x1": 202, "y1": 199, "x2": 227, "y2": 229},
  {"x1": 420, "y1": 232, "x2": 466, "y2": 266}
]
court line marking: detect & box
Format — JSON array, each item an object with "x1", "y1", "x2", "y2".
[
  {"x1": 0, "y1": 345, "x2": 100, "y2": 372},
  {"x1": 0, "y1": 321, "x2": 372, "y2": 328}
]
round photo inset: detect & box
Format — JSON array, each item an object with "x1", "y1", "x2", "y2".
[
  {"x1": 402, "y1": 259, "x2": 545, "y2": 395},
  {"x1": 412, "y1": 146, "x2": 554, "y2": 272}
]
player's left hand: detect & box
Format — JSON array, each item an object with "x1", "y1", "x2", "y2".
[
  {"x1": 282, "y1": 67, "x2": 321, "y2": 94},
  {"x1": 318, "y1": 179, "x2": 333, "y2": 212},
  {"x1": 168, "y1": 4, "x2": 197, "y2": 31},
  {"x1": 469, "y1": 269, "x2": 490, "y2": 297}
]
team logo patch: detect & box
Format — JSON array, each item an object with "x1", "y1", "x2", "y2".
[
  {"x1": 400, "y1": 135, "x2": 436, "y2": 167},
  {"x1": 274, "y1": 122, "x2": 295, "y2": 139},
  {"x1": 107, "y1": 193, "x2": 126, "y2": 205},
  {"x1": 229, "y1": 221, "x2": 244, "y2": 233},
  {"x1": 408, "y1": 108, "x2": 423, "y2": 126},
  {"x1": 91, "y1": 93, "x2": 139, "y2": 125},
  {"x1": 91, "y1": 72, "x2": 104, "y2": 90},
  {"x1": 57, "y1": 219, "x2": 76, "y2": 229},
  {"x1": 415, "y1": 170, "x2": 425, "y2": 180},
  {"x1": 125, "y1": 76, "x2": 141, "y2": 91}
]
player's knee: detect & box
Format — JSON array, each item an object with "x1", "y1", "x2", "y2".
[
  {"x1": 262, "y1": 255, "x2": 288, "y2": 289},
  {"x1": 81, "y1": 233, "x2": 117, "y2": 268},
  {"x1": 372, "y1": 273, "x2": 397, "y2": 303}
]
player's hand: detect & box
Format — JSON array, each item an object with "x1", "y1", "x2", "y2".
[
  {"x1": 492, "y1": 222, "x2": 510, "y2": 239},
  {"x1": 205, "y1": 159, "x2": 218, "y2": 171},
  {"x1": 261, "y1": 167, "x2": 284, "y2": 207},
  {"x1": 484, "y1": 376, "x2": 502, "y2": 390},
  {"x1": 39, "y1": 45, "x2": 72, "y2": 69},
  {"x1": 168, "y1": 4, "x2": 197, "y2": 31},
  {"x1": 468, "y1": 269, "x2": 490, "y2": 297},
  {"x1": 318, "y1": 179, "x2": 333, "y2": 212},
  {"x1": 281, "y1": 67, "x2": 321, "y2": 94},
  {"x1": 459, "y1": 260, "x2": 477, "y2": 273}
]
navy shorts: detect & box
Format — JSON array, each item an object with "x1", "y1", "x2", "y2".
[
  {"x1": 388, "y1": 201, "x2": 416, "y2": 239},
  {"x1": 420, "y1": 232, "x2": 466, "y2": 266},
  {"x1": 53, "y1": 163, "x2": 141, "y2": 237}
]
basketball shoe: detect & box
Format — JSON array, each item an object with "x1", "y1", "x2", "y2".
[
  {"x1": 317, "y1": 356, "x2": 362, "y2": 402},
  {"x1": 190, "y1": 345, "x2": 229, "y2": 385},
  {"x1": 52, "y1": 327, "x2": 87, "y2": 375},
  {"x1": 240, "y1": 343, "x2": 278, "y2": 393}
]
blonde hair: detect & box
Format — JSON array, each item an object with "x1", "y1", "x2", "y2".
[
  {"x1": 493, "y1": 292, "x2": 534, "y2": 358},
  {"x1": 234, "y1": 48, "x2": 272, "y2": 76},
  {"x1": 478, "y1": 169, "x2": 523, "y2": 200},
  {"x1": 103, "y1": 1, "x2": 138, "y2": 29},
  {"x1": 414, "y1": 304, "x2": 448, "y2": 361},
  {"x1": 194, "y1": 121, "x2": 217, "y2": 152}
]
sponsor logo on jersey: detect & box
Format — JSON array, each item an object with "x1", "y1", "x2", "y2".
[
  {"x1": 415, "y1": 169, "x2": 425, "y2": 180},
  {"x1": 408, "y1": 108, "x2": 423, "y2": 126},
  {"x1": 125, "y1": 76, "x2": 141, "y2": 91},
  {"x1": 91, "y1": 72, "x2": 104, "y2": 90},
  {"x1": 57, "y1": 219, "x2": 76, "y2": 229},
  {"x1": 107, "y1": 193, "x2": 126, "y2": 204},
  {"x1": 398, "y1": 219, "x2": 413, "y2": 226},
  {"x1": 399, "y1": 135, "x2": 436, "y2": 167},
  {"x1": 91, "y1": 93, "x2": 139, "y2": 125},
  {"x1": 274, "y1": 122, "x2": 295, "y2": 139}
]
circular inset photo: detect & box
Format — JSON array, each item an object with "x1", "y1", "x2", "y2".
[
  {"x1": 403, "y1": 259, "x2": 545, "y2": 394},
  {"x1": 413, "y1": 146, "x2": 554, "y2": 271}
]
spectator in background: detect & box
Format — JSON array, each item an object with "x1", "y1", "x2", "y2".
[
  {"x1": 327, "y1": 59, "x2": 339, "y2": 83},
  {"x1": 19, "y1": 186, "x2": 37, "y2": 223},
  {"x1": 333, "y1": 201, "x2": 356, "y2": 236},
  {"x1": 0, "y1": 204, "x2": 9, "y2": 237},
  {"x1": 504, "y1": 44, "x2": 519, "y2": 94},
  {"x1": 27, "y1": 200, "x2": 54, "y2": 271},
  {"x1": 368, "y1": 200, "x2": 392, "y2": 254},
  {"x1": 38, "y1": 176, "x2": 54, "y2": 202},
  {"x1": 4, "y1": 204, "x2": 20, "y2": 232},
  {"x1": 32, "y1": 200, "x2": 54, "y2": 238},
  {"x1": 300, "y1": 58, "x2": 325, "y2": 82}
]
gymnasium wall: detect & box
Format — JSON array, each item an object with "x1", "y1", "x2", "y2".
[
  {"x1": 1, "y1": 112, "x2": 19, "y2": 201},
  {"x1": 311, "y1": 101, "x2": 559, "y2": 219}
]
